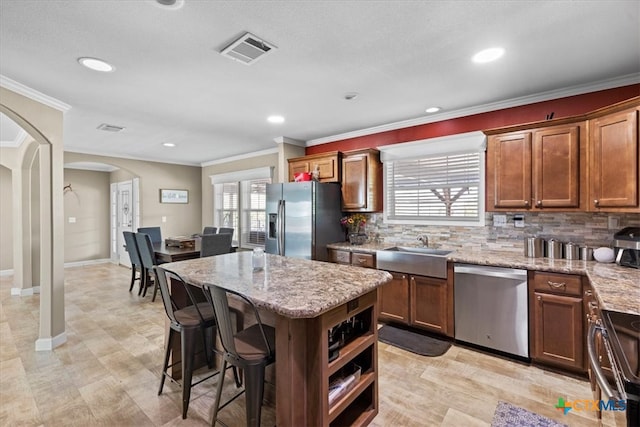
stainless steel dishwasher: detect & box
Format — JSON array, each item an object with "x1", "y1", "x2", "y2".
[{"x1": 454, "y1": 263, "x2": 529, "y2": 358}]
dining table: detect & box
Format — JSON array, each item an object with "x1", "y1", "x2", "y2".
[
  {"x1": 162, "y1": 251, "x2": 392, "y2": 426},
  {"x1": 153, "y1": 238, "x2": 238, "y2": 263}
]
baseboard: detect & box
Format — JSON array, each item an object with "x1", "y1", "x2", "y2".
[
  {"x1": 63, "y1": 258, "x2": 111, "y2": 268},
  {"x1": 35, "y1": 331, "x2": 67, "y2": 351},
  {"x1": 11, "y1": 286, "x2": 40, "y2": 296}
]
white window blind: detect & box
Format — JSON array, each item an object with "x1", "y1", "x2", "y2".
[
  {"x1": 212, "y1": 168, "x2": 272, "y2": 248},
  {"x1": 386, "y1": 151, "x2": 483, "y2": 223}
]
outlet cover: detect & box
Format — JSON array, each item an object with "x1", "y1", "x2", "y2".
[
  {"x1": 493, "y1": 214, "x2": 507, "y2": 227},
  {"x1": 608, "y1": 216, "x2": 619, "y2": 229},
  {"x1": 514, "y1": 214, "x2": 525, "y2": 228}
]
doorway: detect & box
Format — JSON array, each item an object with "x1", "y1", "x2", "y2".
[{"x1": 111, "y1": 178, "x2": 139, "y2": 266}]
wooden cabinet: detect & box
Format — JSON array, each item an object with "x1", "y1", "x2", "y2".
[
  {"x1": 589, "y1": 107, "x2": 639, "y2": 211},
  {"x1": 377, "y1": 266, "x2": 453, "y2": 337},
  {"x1": 486, "y1": 122, "x2": 586, "y2": 210},
  {"x1": 341, "y1": 149, "x2": 383, "y2": 212},
  {"x1": 529, "y1": 271, "x2": 585, "y2": 372},
  {"x1": 378, "y1": 272, "x2": 409, "y2": 323},
  {"x1": 410, "y1": 274, "x2": 449, "y2": 334},
  {"x1": 322, "y1": 290, "x2": 378, "y2": 426},
  {"x1": 288, "y1": 151, "x2": 341, "y2": 182}
]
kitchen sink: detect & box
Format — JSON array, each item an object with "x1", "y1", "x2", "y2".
[{"x1": 376, "y1": 246, "x2": 453, "y2": 278}]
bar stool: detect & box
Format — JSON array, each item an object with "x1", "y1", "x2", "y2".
[
  {"x1": 203, "y1": 283, "x2": 275, "y2": 427},
  {"x1": 154, "y1": 266, "x2": 220, "y2": 419}
]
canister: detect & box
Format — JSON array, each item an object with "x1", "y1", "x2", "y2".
[
  {"x1": 580, "y1": 246, "x2": 594, "y2": 261},
  {"x1": 524, "y1": 237, "x2": 544, "y2": 258},
  {"x1": 546, "y1": 239, "x2": 564, "y2": 259},
  {"x1": 565, "y1": 242, "x2": 580, "y2": 260}
]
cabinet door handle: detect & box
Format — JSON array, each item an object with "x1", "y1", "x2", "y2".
[
  {"x1": 594, "y1": 199, "x2": 599, "y2": 206},
  {"x1": 537, "y1": 295, "x2": 542, "y2": 301},
  {"x1": 524, "y1": 200, "x2": 530, "y2": 206},
  {"x1": 585, "y1": 289, "x2": 592, "y2": 297},
  {"x1": 547, "y1": 281, "x2": 566, "y2": 290},
  {"x1": 536, "y1": 200, "x2": 542, "y2": 207}
]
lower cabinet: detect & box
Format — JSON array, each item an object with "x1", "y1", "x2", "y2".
[
  {"x1": 378, "y1": 272, "x2": 409, "y2": 323},
  {"x1": 378, "y1": 268, "x2": 453, "y2": 337},
  {"x1": 529, "y1": 271, "x2": 586, "y2": 372}
]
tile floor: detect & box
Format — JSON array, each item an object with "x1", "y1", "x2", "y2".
[{"x1": 0, "y1": 263, "x2": 626, "y2": 426}]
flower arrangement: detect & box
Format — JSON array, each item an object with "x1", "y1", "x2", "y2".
[{"x1": 340, "y1": 213, "x2": 367, "y2": 234}]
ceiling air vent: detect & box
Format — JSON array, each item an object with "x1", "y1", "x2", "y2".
[
  {"x1": 220, "y1": 32, "x2": 276, "y2": 65},
  {"x1": 97, "y1": 123, "x2": 125, "y2": 132}
]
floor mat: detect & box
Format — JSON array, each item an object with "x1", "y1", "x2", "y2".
[
  {"x1": 491, "y1": 401, "x2": 567, "y2": 427},
  {"x1": 377, "y1": 324, "x2": 451, "y2": 356}
]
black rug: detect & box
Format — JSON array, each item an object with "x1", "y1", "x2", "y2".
[{"x1": 378, "y1": 325, "x2": 451, "y2": 356}]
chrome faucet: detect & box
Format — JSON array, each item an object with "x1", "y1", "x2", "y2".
[{"x1": 417, "y1": 234, "x2": 429, "y2": 247}]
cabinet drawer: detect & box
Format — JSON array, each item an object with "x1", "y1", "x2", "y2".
[
  {"x1": 532, "y1": 271, "x2": 582, "y2": 296},
  {"x1": 351, "y1": 252, "x2": 375, "y2": 268},
  {"x1": 329, "y1": 249, "x2": 351, "y2": 265}
]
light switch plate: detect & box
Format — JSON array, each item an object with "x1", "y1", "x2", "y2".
[
  {"x1": 162, "y1": 216, "x2": 167, "y2": 223},
  {"x1": 68, "y1": 217, "x2": 76, "y2": 223},
  {"x1": 493, "y1": 214, "x2": 507, "y2": 227}
]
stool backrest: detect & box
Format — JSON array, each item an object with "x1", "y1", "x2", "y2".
[
  {"x1": 123, "y1": 231, "x2": 141, "y2": 266},
  {"x1": 135, "y1": 232, "x2": 157, "y2": 269},
  {"x1": 202, "y1": 226, "x2": 217, "y2": 235},
  {"x1": 137, "y1": 226, "x2": 162, "y2": 244},
  {"x1": 200, "y1": 233, "x2": 232, "y2": 257},
  {"x1": 153, "y1": 266, "x2": 207, "y2": 326},
  {"x1": 218, "y1": 227, "x2": 234, "y2": 235}
]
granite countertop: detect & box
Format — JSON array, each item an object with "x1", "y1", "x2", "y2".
[
  {"x1": 163, "y1": 251, "x2": 392, "y2": 319},
  {"x1": 327, "y1": 242, "x2": 639, "y2": 315}
]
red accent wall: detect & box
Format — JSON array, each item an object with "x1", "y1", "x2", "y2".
[{"x1": 306, "y1": 84, "x2": 640, "y2": 155}]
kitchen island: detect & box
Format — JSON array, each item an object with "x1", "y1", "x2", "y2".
[{"x1": 163, "y1": 251, "x2": 392, "y2": 426}]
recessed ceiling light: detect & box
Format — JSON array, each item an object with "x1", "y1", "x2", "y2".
[
  {"x1": 78, "y1": 57, "x2": 114, "y2": 72},
  {"x1": 162, "y1": 142, "x2": 176, "y2": 147},
  {"x1": 472, "y1": 47, "x2": 505, "y2": 64},
  {"x1": 425, "y1": 107, "x2": 441, "y2": 113},
  {"x1": 267, "y1": 115, "x2": 285, "y2": 124},
  {"x1": 154, "y1": 0, "x2": 185, "y2": 10}
]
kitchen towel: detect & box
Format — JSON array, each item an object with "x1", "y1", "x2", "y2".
[{"x1": 377, "y1": 325, "x2": 451, "y2": 357}]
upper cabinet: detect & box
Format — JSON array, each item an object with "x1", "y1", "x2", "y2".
[
  {"x1": 341, "y1": 148, "x2": 383, "y2": 212},
  {"x1": 287, "y1": 151, "x2": 341, "y2": 182},
  {"x1": 487, "y1": 122, "x2": 586, "y2": 211},
  {"x1": 485, "y1": 97, "x2": 639, "y2": 213},
  {"x1": 589, "y1": 107, "x2": 639, "y2": 211}
]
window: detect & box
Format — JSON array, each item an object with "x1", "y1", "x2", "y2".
[
  {"x1": 380, "y1": 132, "x2": 485, "y2": 226},
  {"x1": 211, "y1": 167, "x2": 273, "y2": 248}
]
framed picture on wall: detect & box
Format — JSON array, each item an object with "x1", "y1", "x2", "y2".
[{"x1": 159, "y1": 189, "x2": 188, "y2": 204}]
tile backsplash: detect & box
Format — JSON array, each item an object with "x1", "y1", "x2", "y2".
[{"x1": 365, "y1": 212, "x2": 640, "y2": 253}]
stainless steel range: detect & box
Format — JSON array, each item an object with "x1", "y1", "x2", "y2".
[{"x1": 587, "y1": 299, "x2": 640, "y2": 426}]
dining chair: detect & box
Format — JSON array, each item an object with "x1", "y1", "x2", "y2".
[
  {"x1": 200, "y1": 233, "x2": 232, "y2": 258},
  {"x1": 217, "y1": 227, "x2": 234, "y2": 235},
  {"x1": 202, "y1": 226, "x2": 217, "y2": 235},
  {"x1": 203, "y1": 283, "x2": 275, "y2": 427},
  {"x1": 138, "y1": 226, "x2": 162, "y2": 244},
  {"x1": 135, "y1": 232, "x2": 164, "y2": 301},
  {"x1": 153, "y1": 266, "x2": 221, "y2": 420},
  {"x1": 122, "y1": 231, "x2": 144, "y2": 294}
]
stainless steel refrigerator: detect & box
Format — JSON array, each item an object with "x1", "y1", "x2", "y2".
[{"x1": 265, "y1": 181, "x2": 344, "y2": 261}]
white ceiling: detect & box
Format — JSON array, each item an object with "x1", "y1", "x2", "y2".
[{"x1": 1, "y1": 0, "x2": 639, "y2": 166}]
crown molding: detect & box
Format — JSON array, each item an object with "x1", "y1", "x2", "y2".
[
  {"x1": 273, "y1": 136, "x2": 305, "y2": 146},
  {"x1": 306, "y1": 73, "x2": 640, "y2": 147},
  {"x1": 64, "y1": 148, "x2": 200, "y2": 167},
  {"x1": 201, "y1": 147, "x2": 279, "y2": 167},
  {"x1": 0, "y1": 74, "x2": 71, "y2": 112}
]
